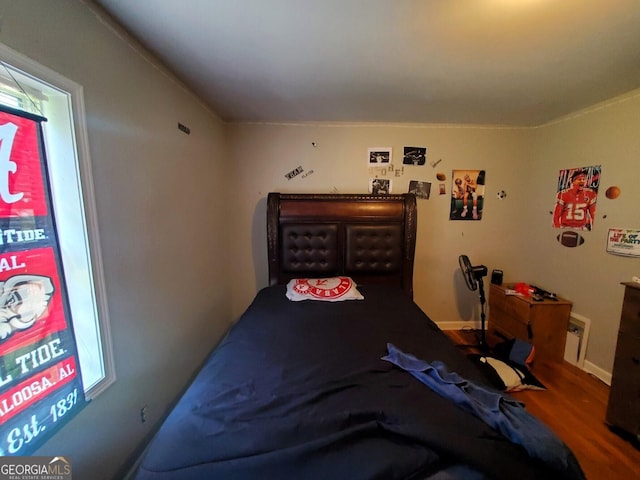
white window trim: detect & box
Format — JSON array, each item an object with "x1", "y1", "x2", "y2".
[{"x1": 0, "y1": 42, "x2": 115, "y2": 399}]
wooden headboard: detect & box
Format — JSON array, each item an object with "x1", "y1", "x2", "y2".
[{"x1": 267, "y1": 193, "x2": 417, "y2": 298}]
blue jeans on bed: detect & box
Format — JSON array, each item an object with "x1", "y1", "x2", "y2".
[{"x1": 381, "y1": 343, "x2": 581, "y2": 477}]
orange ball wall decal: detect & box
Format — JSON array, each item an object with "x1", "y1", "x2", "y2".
[{"x1": 605, "y1": 186, "x2": 621, "y2": 199}]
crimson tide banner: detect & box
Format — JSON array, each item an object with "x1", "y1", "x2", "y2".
[{"x1": 0, "y1": 106, "x2": 86, "y2": 456}]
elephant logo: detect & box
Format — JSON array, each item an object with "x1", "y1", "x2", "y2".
[{"x1": 0, "y1": 275, "x2": 54, "y2": 341}]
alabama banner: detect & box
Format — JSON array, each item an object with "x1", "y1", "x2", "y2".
[{"x1": 0, "y1": 105, "x2": 86, "y2": 456}]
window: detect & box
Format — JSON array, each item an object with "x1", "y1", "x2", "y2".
[{"x1": 0, "y1": 43, "x2": 114, "y2": 399}]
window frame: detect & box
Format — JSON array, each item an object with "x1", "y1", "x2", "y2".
[{"x1": 0, "y1": 42, "x2": 115, "y2": 399}]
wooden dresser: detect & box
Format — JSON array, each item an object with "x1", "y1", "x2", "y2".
[
  {"x1": 605, "y1": 282, "x2": 640, "y2": 441},
  {"x1": 488, "y1": 283, "x2": 572, "y2": 364}
]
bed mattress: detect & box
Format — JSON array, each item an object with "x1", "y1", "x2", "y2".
[{"x1": 135, "y1": 284, "x2": 583, "y2": 480}]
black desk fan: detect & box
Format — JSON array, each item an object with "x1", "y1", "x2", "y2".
[{"x1": 459, "y1": 255, "x2": 489, "y2": 352}]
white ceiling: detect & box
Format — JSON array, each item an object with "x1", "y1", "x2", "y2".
[{"x1": 93, "y1": 0, "x2": 640, "y2": 126}]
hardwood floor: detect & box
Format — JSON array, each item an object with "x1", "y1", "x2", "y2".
[{"x1": 444, "y1": 329, "x2": 640, "y2": 480}]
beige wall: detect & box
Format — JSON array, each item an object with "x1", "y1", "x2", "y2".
[
  {"x1": 228, "y1": 90, "x2": 640, "y2": 380},
  {"x1": 528, "y1": 91, "x2": 640, "y2": 375},
  {"x1": 227, "y1": 123, "x2": 533, "y2": 317},
  {"x1": 0, "y1": 1, "x2": 231, "y2": 478}
]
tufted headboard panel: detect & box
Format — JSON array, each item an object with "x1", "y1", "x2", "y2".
[{"x1": 267, "y1": 193, "x2": 417, "y2": 298}]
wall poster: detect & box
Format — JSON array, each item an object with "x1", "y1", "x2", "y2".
[
  {"x1": 402, "y1": 146, "x2": 427, "y2": 166},
  {"x1": 369, "y1": 177, "x2": 391, "y2": 194},
  {"x1": 606, "y1": 228, "x2": 640, "y2": 257},
  {"x1": 367, "y1": 147, "x2": 392, "y2": 165},
  {"x1": 450, "y1": 169, "x2": 485, "y2": 220},
  {"x1": 408, "y1": 180, "x2": 431, "y2": 199},
  {"x1": 0, "y1": 105, "x2": 86, "y2": 455},
  {"x1": 553, "y1": 165, "x2": 601, "y2": 231}
]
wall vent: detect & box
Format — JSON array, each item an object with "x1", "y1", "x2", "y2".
[{"x1": 564, "y1": 312, "x2": 591, "y2": 368}]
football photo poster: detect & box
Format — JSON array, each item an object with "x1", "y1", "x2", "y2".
[{"x1": 552, "y1": 165, "x2": 601, "y2": 231}]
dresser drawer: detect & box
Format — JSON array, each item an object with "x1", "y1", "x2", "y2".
[
  {"x1": 612, "y1": 333, "x2": 640, "y2": 368},
  {"x1": 488, "y1": 283, "x2": 571, "y2": 364},
  {"x1": 606, "y1": 282, "x2": 640, "y2": 437},
  {"x1": 488, "y1": 285, "x2": 531, "y2": 325},
  {"x1": 607, "y1": 335, "x2": 640, "y2": 434},
  {"x1": 489, "y1": 308, "x2": 530, "y2": 340},
  {"x1": 619, "y1": 285, "x2": 640, "y2": 337}
]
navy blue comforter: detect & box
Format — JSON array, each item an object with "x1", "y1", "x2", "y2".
[{"x1": 135, "y1": 285, "x2": 584, "y2": 480}]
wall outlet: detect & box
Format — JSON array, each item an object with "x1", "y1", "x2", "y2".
[{"x1": 140, "y1": 405, "x2": 148, "y2": 423}]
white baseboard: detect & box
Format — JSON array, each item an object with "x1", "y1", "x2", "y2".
[
  {"x1": 583, "y1": 360, "x2": 612, "y2": 386},
  {"x1": 438, "y1": 321, "x2": 480, "y2": 330}
]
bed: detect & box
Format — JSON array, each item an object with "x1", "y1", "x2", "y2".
[{"x1": 135, "y1": 193, "x2": 584, "y2": 480}]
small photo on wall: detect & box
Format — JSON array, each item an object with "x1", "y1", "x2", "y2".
[
  {"x1": 403, "y1": 146, "x2": 427, "y2": 165},
  {"x1": 369, "y1": 178, "x2": 391, "y2": 194},
  {"x1": 450, "y1": 169, "x2": 485, "y2": 220},
  {"x1": 368, "y1": 147, "x2": 392, "y2": 165},
  {"x1": 408, "y1": 180, "x2": 431, "y2": 199}
]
